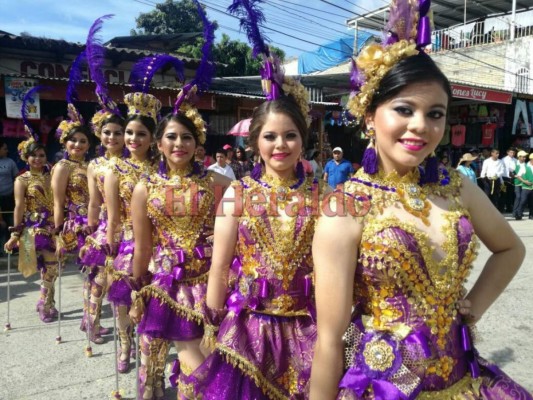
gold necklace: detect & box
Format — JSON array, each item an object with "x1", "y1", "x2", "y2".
[
  {"x1": 259, "y1": 174, "x2": 300, "y2": 209},
  {"x1": 352, "y1": 169, "x2": 432, "y2": 226}
]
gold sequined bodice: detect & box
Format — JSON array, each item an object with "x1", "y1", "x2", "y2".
[
  {"x1": 344, "y1": 168, "x2": 480, "y2": 382},
  {"x1": 17, "y1": 171, "x2": 53, "y2": 218},
  {"x1": 53, "y1": 159, "x2": 89, "y2": 215},
  {"x1": 114, "y1": 158, "x2": 154, "y2": 239},
  {"x1": 232, "y1": 176, "x2": 323, "y2": 315},
  {"x1": 145, "y1": 170, "x2": 215, "y2": 274},
  {"x1": 90, "y1": 155, "x2": 119, "y2": 215}
]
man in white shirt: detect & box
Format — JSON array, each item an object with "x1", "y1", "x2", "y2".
[
  {"x1": 501, "y1": 148, "x2": 517, "y2": 212},
  {"x1": 480, "y1": 148, "x2": 505, "y2": 208},
  {"x1": 207, "y1": 149, "x2": 236, "y2": 180}
]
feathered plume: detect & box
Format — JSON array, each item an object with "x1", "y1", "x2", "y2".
[
  {"x1": 66, "y1": 51, "x2": 87, "y2": 105},
  {"x1": 228, "y1": 0, "x2": 270, "y2": 58},
  {"x1": 349, "y1": 58, "x2": 365, "y2": 96},
  {"x1": 173, "y1": 0, "x2": 216, "y2": 113},
  {"x1": 85, "y1": 14, "x2": 114, "y2": 106},
  {"x1": 22, "y1": 85, "x2": 47, "y2": 141},
  {"x1": 192, "y1": 0, "x2": 216, "y2": 92},
  {"x1": 384, "y1": 0, "x2": 415, "y2": 45},
  {"x1": 129, "y1": 54, "x2": 185, "y2": 93}
]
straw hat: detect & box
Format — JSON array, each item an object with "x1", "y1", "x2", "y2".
[
  {"x1": 458, "y1": 153, "x2": 478, "y2": 166},
  {"x1": 517, "y1": 150, "x2": 528, "y2": 158}
]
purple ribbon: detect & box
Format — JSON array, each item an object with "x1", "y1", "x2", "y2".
[
  {"x1": 460, "y1": 324, "x2": 480, "y2": 378},
  {"x1": 231, "y1": 257, "x2": 242, "y2": 274},
  {"x1": 119, "y1": 241, "x2": 134, "y2": 256},
  {"x1": 171, "y1": 265, "x2": 184, "y2": 281},
  {"x1": 417, "y1": 16, "x2": 431, "y2": 48},
  {"x1": 193, "y1": 245, "x2": 206, "y2": 259},
  {"x1": 74, "y1": 215, "x2": 88, "y2": 226},
  {"x1": 176, "y1": 249, "x2": 186, "y2": 265},
  {"x1": 257, "y1": 278, "x2": 268, "y2": 298},
  {"x1": 227, "y1": 291, "x2": 246, "y2": 314},
  {"x1": 168, "y1": 359, "x2": 180, "y2": 387},
  {"x1": 339, "y1": 367, "x2": 405, "y2": 400},
  {"x1": 154, "y1": 273, "x2": 174, "y2": 289},
  {"x1": 173, "y1": 83, "x2": 193, "y2": 114}
]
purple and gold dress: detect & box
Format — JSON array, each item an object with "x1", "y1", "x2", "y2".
[
  {"x1": 52, "y1": 158, "x2": 89, "y2": 254},
  {"x1": 337, "y1": 168, "x2": 532, "y2": 399},
  {"x1": 137, "y1": 168, "x2": 215, "y2": 340},
  {"x1": 188, "y1": 175, "x2": 322, "y2": 400},
  {"x1": 81, "y1": 154, "x2": 119, "y2": 268},
  {"x1": 16, "y1": 170, "x2": 58, "y2": 319},
  {"x1": 107, "y1": 157, "x2": 154, "y2": 307}
]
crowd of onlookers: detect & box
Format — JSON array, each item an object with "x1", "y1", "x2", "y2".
[{"x1": 453, "y1": 147, "x2": 533, "y2": 220}]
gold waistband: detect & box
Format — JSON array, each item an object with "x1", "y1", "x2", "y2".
[{"x1": 417, "y1": 374, "x2": 482, "y2": 399}]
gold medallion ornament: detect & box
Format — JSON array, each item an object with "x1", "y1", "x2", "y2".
[{"x1": 363, "y1": 339, "x2": 395, "y2": 372}]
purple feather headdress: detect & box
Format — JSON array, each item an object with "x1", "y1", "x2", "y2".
[
  {"x1": 85, "y1": 14, "x2": 118, "y2": 112},
  {"x1": 18, "y1": 85, "x2": 48, "y2": 161},
  {"x1": 228, "y1": 0, "x2": 285, "y2": 101},
  {"x1": 228, "y1": 0, "x2": 269, "y2": 58},
  {"x1": 129, "y1": 54, "x2": 185, "y2": 94},
  {"x1": 173, "y1": 0, "x2": 216, "y2": 113},
  {"x1": 56, "y1": 51, "x2": 86, "y2": 144},
  {"x1": 21, "y1": 85, "x2": 46, "y2": 141}
]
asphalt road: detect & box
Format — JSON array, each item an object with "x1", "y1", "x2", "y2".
[{"x1": 0, "y1": 217, "x2": 532, "y2": 399}]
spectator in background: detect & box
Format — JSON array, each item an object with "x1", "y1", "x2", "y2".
[
  {"x1": 456, "y1": 152, "x2": 478, "y2": 184},
  {"x1": 513, "y1": 150, "x2": 529, "y2": 219},
  {"x1": 438, "y1": 154, "x2": 450, "y2": 169},
  {"x1": 480, "y1": 148, "x2": 505, "y2": 208},
  {"x1": 323, "y1": 147, "x2": 354, "y2": 188},
  {"x1": 309, "y1": 150, "x2": 323, "y2": 179},
  {"x1": 0, "y1": 139, "x2": 19, "y2": 232},
  {"x1": 208, "y1": 148, "x2": 236, "y2": 180},
  {"x1": 501, "y1": 148, "x2": 517, "y2": 213},
  {"x1": 234, "y1": 146, "x2": 252, "y2": 178},
  {"x1": 195, "y1": 144, "x2": 214, "y2": 169},
  {"x1": 514, "y1": 153, "x2": 533, "y2": 220}
]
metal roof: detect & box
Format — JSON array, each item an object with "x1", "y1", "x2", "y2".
[{"x1": 347, "y1": 0, "x2": 533, "y2": 32}]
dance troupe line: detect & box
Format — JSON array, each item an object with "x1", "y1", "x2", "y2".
[{"x1": 3, "y1": 0, "x2": 533, "y2": 399}]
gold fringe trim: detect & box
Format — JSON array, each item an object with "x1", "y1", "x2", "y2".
[
  {"x1": 139, "y1": 284, "x2": 205, "y2": 325},
  {"x1": 418, "y1": 374, "x2": 482, "y2": 399},
  {"x1": 216, "y1": 344, "x2": 290, "y2": 400}
]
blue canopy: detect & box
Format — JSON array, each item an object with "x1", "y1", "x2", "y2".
[{"x1": 298, "y1": 32, "x2": 375, "y2": 75}]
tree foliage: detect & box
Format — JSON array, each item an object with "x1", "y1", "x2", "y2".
[{"x1": 131, "y1": 0, "x2": 285, "y2": 76}]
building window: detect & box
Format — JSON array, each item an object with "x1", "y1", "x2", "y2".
[{"x1": 516, "y1": 68, "x2": 530, "y2": 93}]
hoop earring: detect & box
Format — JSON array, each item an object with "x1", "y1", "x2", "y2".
[{"x1": 362, "y1": 127, "x2": 378, "y2": 174}]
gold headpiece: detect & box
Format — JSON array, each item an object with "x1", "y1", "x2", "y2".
[
  {"x1": 347, "y1": 41, "x2": 418, "y2": 121},
  {"x1": 175, "y1": 85, "x2": 206, "y2": 145},
  {"x1": 18, "y1": 137, "x2": 36, "y2": 162},
  {"x1": 282, "y1": 76, "x2": 311, "y2": 127},
  {"x1": 56, "y1": 103, "x2": 84, "y2": 145},
  {"x1": 346, "y1": 0, "x2": 433, "y2": 122},
  {"x1": 124, "y1": 92, "x2": 161, "y2": 125}
]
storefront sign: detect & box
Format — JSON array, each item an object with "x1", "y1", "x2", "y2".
[
  {"x1": 4, "y1": 77, "x2": 40, "y2": 119},
  {"x1": 451, "y1": 84, "x2": 512, "y2": 104}
]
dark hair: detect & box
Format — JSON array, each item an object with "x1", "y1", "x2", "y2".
[
  {"x1": 65, "y1": 124, "x2": 92, "y2": 143},
  {"x1": 126, "y1": 114, "x2": 157, "y2": 136},
  {"x1": 248, "y1": 96, "x2": 309, "y2": 155},
  {"x1": 155, "y1": 113, "x2": 200, "y2": 145},
  {"x1": 235, "y1": 146, "x2": 247, "y2": 161},
  {"x1": 367, "y1": 54, "x2": 452, "y2": 118},
  {"x1": 25, "y1": 141, "x2": 46, "y2": 158},
  {"x1": 215, "y1": 148, "x2": 228, "y2": 157},
  {"x1": 102, "y1": 113, "x2": 125, "y2": 129}
]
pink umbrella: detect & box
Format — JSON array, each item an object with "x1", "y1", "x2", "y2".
[{"x1": 227, "y1": 118, "x2": 251, "y2": 137}]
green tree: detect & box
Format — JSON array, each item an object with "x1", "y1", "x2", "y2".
[
  {"x1": 131, "y1": 0, "x2": 209, "y2": 36},
  {"x1": 213, "y1": 34, "x2": 285, "y2": 77},
  {"x1": 131, "y1": 1, "x2": 285, "y2": 76}
]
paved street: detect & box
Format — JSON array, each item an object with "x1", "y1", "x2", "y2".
[{"x1": 1, "y1": 217, "x2": 532, "y2": 399}]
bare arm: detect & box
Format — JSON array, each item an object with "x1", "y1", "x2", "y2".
[
  {"x1": 310, "y1": 212, "x2": 361, "y2": 400},
  {"x1": 51, "y1": 163, "x2": 69, "y2": 230},
  {"x1": 104, "y1": 169, "x2": 120, "y2": 249},
  {"x1": 461, "y1": 175, "x2": 525, "y2": 322},
  {"x1": 211, "y1": 172, "x2": 231, "y2": 210},
  {"x1": 206, "y1": 185, "x2": 239, "y2": 310},
  {"x1": 131, "y1": 182, "x2": 152, "y2": 278},
  {"x1": 86, "y1": 163, "x2": 103, "y2": 227}
]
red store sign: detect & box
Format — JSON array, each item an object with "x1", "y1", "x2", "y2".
[{"x1": 451, "y1": 84, "x2": 512, "y2": 104}]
